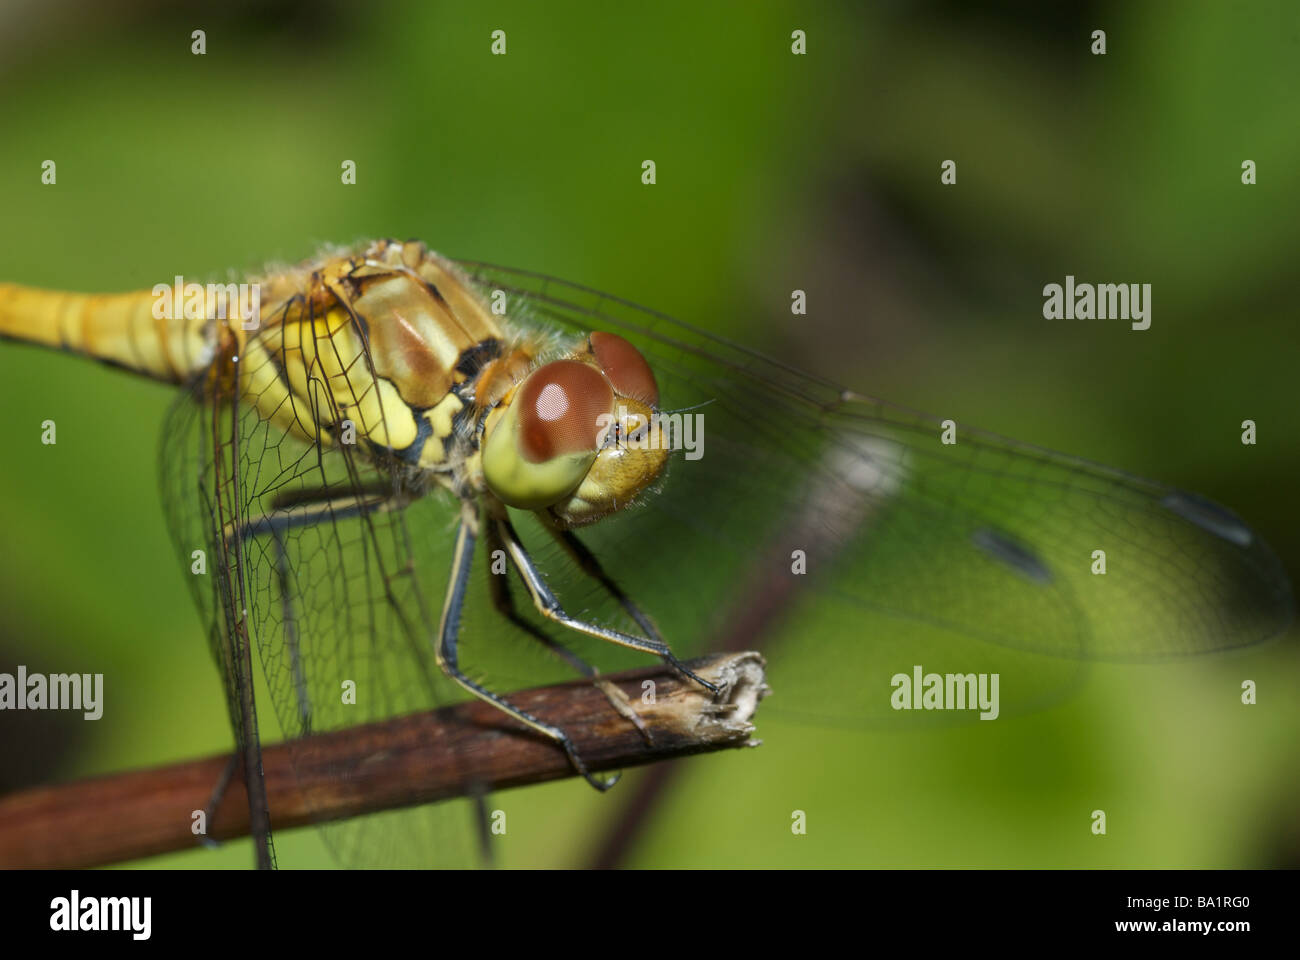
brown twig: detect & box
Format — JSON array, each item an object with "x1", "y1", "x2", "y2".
[{"x1": 0, "y1": 653, "x2": 767, "y2": 869}]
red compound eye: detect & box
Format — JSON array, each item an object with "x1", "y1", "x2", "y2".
[
  {"x1": 516, "y1": 360, "x2": 613, "y2": 463},
  {"x1": 590, "y1": 332, "x2": 658, "y2": 407}
]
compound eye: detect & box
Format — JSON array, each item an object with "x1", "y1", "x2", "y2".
[
  {"x1": 482, "y1": 360, "x2": 613, "y2": 510},
  {"x1": 590, "y1": 332, "x2": 658, "y2": 407},
  {"x1": 516, "y1": 360, "x2": 614, "y2": 463}
]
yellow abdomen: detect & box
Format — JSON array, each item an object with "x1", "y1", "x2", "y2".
[{"x1": 0, "y1": 283, "x2": 216, "y2": 383}]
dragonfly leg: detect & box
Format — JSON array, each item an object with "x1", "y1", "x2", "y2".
[
  {"x1": 546, "y1": 527, "x2": 665, "y2": 646},
  {"x1": 468, "y1": 782, "x2": 496, "y2": 869},
  {"x1": 195, "y1": 750, "x2": 240, "y2": 850},
  {"x1": 485, "y1": 520, "x2": 596, "y2": 676},
  {"x1": 485, "y1": 522, "x2": 653, "y2": 744},
  {"x1": 436, "y1": 503, "x2": 620, "y2": 791},
  {"x1": 223, "y1": 482, "x2": 399, "y2": 544},
  {"x1": 492, "y1": 510, "x2": 719, "y2": 695}
]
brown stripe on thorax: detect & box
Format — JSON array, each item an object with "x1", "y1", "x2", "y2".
[{"x1": 325, "y1": 242, "x2": 507, "y2": 410}]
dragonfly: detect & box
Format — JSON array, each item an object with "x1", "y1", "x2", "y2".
[{"x1": 0, "y1": 238, "x2": 1292, "y2": 868}]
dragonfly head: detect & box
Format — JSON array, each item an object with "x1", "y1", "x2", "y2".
[{"x1": 481, "y1": 332, "x2": 668, "y2": 526}]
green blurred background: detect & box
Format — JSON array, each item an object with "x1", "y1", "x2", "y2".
[{"x1": 1, "y1": 0, "x2": 1297, "y2": 868}]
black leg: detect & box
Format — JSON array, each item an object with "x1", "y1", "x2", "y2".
[
  {"x1": 494, "y1": 511, "x2": 719, "y2": 695},
  {"x1": 469, "y1": 784, "x2": 495, "y2": 869},
  {"x1": 486, "y1": 522, "x2": 599, "y2": 677},
  {"x1": 486, "y1": 522, "x2": 652, "y2": 743},
  {"x1": 550, "y1": 527, "x2": 664, "y2": 644},
  {"x1": 198, "y1": 751, "x2": 240, "y2": 849},
  {"x1": 435, "y1": 503, "x2": 620, "y2": 791}
]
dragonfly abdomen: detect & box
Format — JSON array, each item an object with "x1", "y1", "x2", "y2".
[{"x1": 0, "y1": 283, "x2": 213, "y2": 383}]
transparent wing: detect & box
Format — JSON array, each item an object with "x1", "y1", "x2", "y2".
[
  {"x1": 159, "y1": 304, "x2": 483, "y2": 868},
  {"x1": 159, "y1": 374, "x2": 248, "y2": 782},
  {"x1": 455, "y1": 260, "x2": 1295, "y2": 726},
  {"x1": 159, "y1": 365, "x2": 283, "y2": 866}
]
